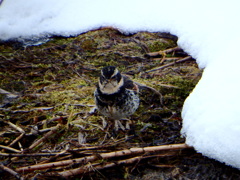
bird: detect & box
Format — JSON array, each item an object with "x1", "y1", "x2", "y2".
[{"x1": 94, "y1": 66, "x2": 140, "y2": 131}]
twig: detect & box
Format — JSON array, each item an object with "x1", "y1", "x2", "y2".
[
  {"x1": 39, "y1": 150, "x2": 69, "y2": 164},
  {"x1": 133, "y1": 39, "x2": 149, "y2": 53},
  {"x1": 153, "y1": 57, "x2": 180, "y2": 61},
  {"x1": 16, "y1": 143, "x2": 191, "y2": 173},
  {"x1": 146, "y1": 46, "x2": 182, "y2": 57},
  {"x1": 11, "y1": 107, "x2": 54, "y2": 114},
  {"x1": 136, "y1": 81, "x2": 164, "y2": 106},
  {"x1": 0, "y1": 88, "x2": 18, "y2": 99},
  {"x1": 0, "y1": 88, "x2": 13, "y2": 94},
  {"x1": 9, "y1": 133, "x2": 25, "y2": 147},
  {"x1": 114, "y1": 51, "x2": 148, "y2": 62},
  {"x1": 157, "y1": 83, "x2": 179, "y2": 89},
  {"x1": 27, "y1": 124, "x2": 61, "y2": 151},
  {"x1": 145, "y1": 56, "x2": 192, "y2": 73},
  {"x1": 58, "y1": 156, "x2": 143, "y2": 177},
  {"x1": 18, "y1": 142, "x2": 23, "y2": 152},
  {"x1": 5, "y1": 121, "x2": 25, "y2": 134},
  {"x1": 0, "y1": 164, "x2": 24, "y2": 180},
  {"x1": 59, "y1": 151, "x2": 179, "y2": 177},
  {"x1": 149, "y1": 164, "x2": 175, "y2": 168},
  {"x1": 72, "y1": 68, "x2": 93, "y2": 85},
  {"x1": 0, "y1": 145, "x2": 21, "y2": 153},
  {"x1": 66, "y1": 103, "x2": 95, "y2": 107},
  {"x1": 26, "y1": 124, "x2": 62, "y2": 136},
  {"x1": 16, "y1": 153, "x2": 97, "y2": 173},
  {"x1": 0, "y1": 152, "x2": 71, "y2": 157}
]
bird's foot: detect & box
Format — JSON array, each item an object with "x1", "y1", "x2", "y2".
[
  {"x1": 114, "y1": 120, "x2": 125, "y2": 131},
  {"x1": 101, "y1": 117, "x2": 108, "y2": 129},
  {"x1": 114, "y1": 119, "x2": 132, "y2": 131}
]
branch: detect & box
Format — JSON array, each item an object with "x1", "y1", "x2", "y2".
[
  {"x1": 0, "y1": 164, "x2": 24, "y2": 180},
  {"x1": 16, "y1": 143, "x2": 191, "y2": 173},
  {"x1": 27, "y1": 124, "x2": 61, "y2": 151},
  {"x1": 58, "y1": 151, "x2": 179, "y2": 177},
  {"x1": 0, "y1": 145, "x2": 21, "y2": 153},
  {"x1": 145, "y1": 46, "x2": 182, "y2": 57},
  {"x1": 59, "y1": 156, "x2": 143, "y2": 177},
  {"x1": 9, "y1": 133, "x2": 25, "y2": 147},
  {"x1": 145, "y1": 56, "x2": 193, "y2": 73},
  {"x1": 5, "y1": 121, "x2": 25, "y2": 134},
  {"x1": 0, "y1": 152, "x2": 71, "y2": 157}
]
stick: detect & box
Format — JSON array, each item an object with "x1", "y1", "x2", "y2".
[
  {"x1": 58, "y1": 152, "x2": 176, "y2": 177},
  {"x1": 26, "y1": 125, "x2": 60, "y2": 136},
  {"x1": 16, "y1": 143, "x2": 191, "y2": 173},
  {"x1": 135, "y1": 81, "x2": 164, "y2": 106},
  {"x1": 59, "y1": 156, "x2": 143, "y2": 177},
  {"x1": 0, "y1": 152, "x2": 71, "y2": 157},
  {"x1": 59, "y1": 151, "x2": 179, "y2": 177},
  {"x1": 9, "y1": 133, "x2": 25, "y2": 147},
  {"x1": 27, "y1": 124, "x2": 61, "y2": 151},
  {"x1": 146, "y1": 46, "x2": 182, "y2": 57},
  {"x1": 0, "y1": 142, "x2": 128, "y2": 157},
  {"x1": 0, "y1": 145, "x2": 21, "y2": 153},
  {"x1": 0, "y1": 164, "x2": 24, "y2": 180},
  {"x1": 153, "y1": 57, "x2": 180, "y2": 61},
  {"x1": 146, "y1": 56, "x2": 192, "y2": 73},
  {"x1": 39, "y1": 150, "x2": 69, "y2": 164},
  {"x1": 5, "y1": 121, "x2": 25, "y2": 134}
]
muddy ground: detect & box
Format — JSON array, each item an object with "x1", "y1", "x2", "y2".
[{"x1": 0, "y1": 28, "x2": 240, "y2": 179}]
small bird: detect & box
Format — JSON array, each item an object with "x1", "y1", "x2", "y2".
[{"x1": 94, "y1": 66, "x2": 140, "y2": 130}]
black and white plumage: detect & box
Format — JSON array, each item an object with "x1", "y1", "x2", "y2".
[{"x1": 94, "y1": 66, "x2": 139, "y2": 130}]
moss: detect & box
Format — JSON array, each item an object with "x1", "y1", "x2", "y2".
[
  {"x1": 148, "y1": 39, "x2": 176, "y2": 52},
  {"x1": 79, "y1": 37, "x2": 98, "y2": 52}
]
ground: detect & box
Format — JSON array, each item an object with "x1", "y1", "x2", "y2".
[{"x1": 0, "y1": 28, "x2": 239, "y2": 179}]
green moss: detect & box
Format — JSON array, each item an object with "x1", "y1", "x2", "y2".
[
  {"x1": 148, "y1": 39, "x2": 176, "y2": 52},
  {"x1": 80, "y1": 37, "x2": 98, "y2": 52},
  {"x1": 33, "y1": 63, "x2": 52, "y2": 68}
]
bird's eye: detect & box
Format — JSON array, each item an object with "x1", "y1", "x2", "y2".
[{"x1": 112, "y1": 75, "x2": 120, "y2": 82}]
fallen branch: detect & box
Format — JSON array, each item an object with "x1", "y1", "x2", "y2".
[
  {"x1": 145, "y1": 46, "x2": 182, "y2": 57},
  {"x1": 16, "y1": 143, "x2": 191, "y2": 173},
  {"x1": 11, "y1": 107, "x2": 54, "y2": 114},
  {"x1": 39, "y1": 150, "x2": 70, "y2": 164},
  {"x1": 0, "y1": 164, "x2": 24, "y2": 180},
  {"x1": 27, "y1": 124, "x2": 61, "y2": 151},
  {"x1": 0, "y1": 152, "x2": 71, "y2": 157},
  {"x1": 9, "y1": 133, "x2": 25, "y2": 147},
  {"x1": 59, "y1": 151, "x2": 179, "y2": 177},
  {"x1": 27, "y1": 124, "x2": 61, "y2": 136},
  {"x1": 0, "y1": 88, "x2": 18, "y2": 99},
  {"x1": 0, "y1": 145, "x2": 21, "y2": 153},
  {"x1": 146, "y1": 56, "x2": 192, "y2": 73},
  {"x1": 5, "y1": 121, "x2": 25, "y2": 134},
  {"x1": 59, "y1": 155, "x2": 143, "y2": 177},
  {"x1": 153, "y1": 57, "x2": 180, "y2": 61}
]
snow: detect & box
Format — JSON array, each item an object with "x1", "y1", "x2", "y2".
[{"x1": 1, "y1": 0, "x2": 240, "y2": 169}]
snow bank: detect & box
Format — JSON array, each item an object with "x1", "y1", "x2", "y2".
[{"x1": 1, "y1": 0, "x2": 240, "y2": 169}]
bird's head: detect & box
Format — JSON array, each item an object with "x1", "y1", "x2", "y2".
[{"x1": 98, "y1": 66, "x2": 123, "y2": 94}]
